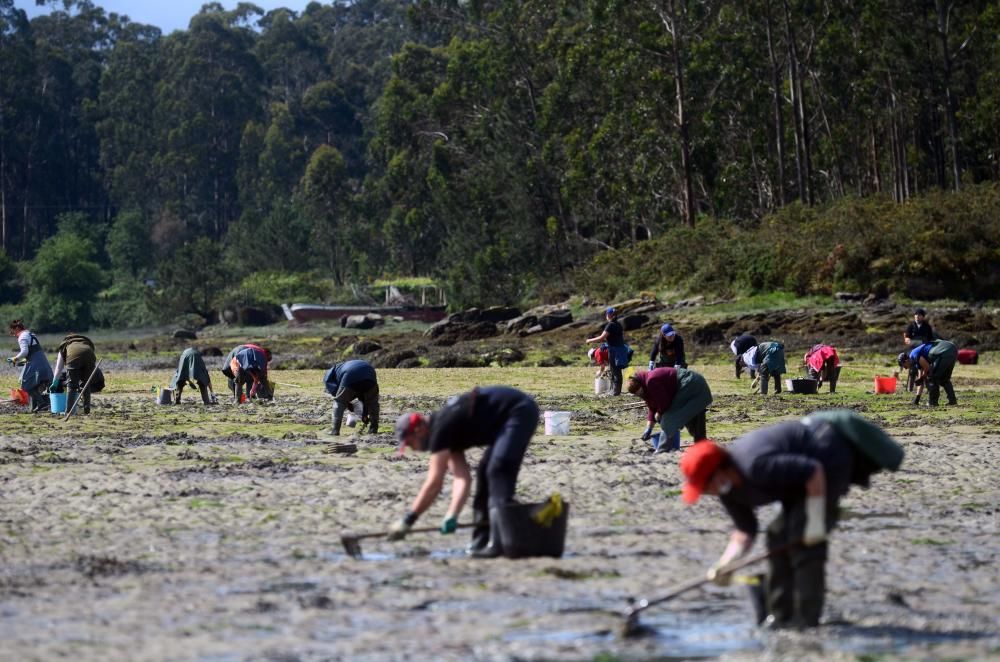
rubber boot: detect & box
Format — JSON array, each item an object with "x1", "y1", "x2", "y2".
[
  {"x1": 760, "y1": 369, "x2": 770, "y2": 395},
  {"x1": 765, "y1": 551, "x2": 795, "y2": 627},
  {"x1": 199, "y1": 383, "x2": 211, "y2": 405},
  {"x1": 174, "y1": 383, "x2": 184, "y2": 404},
  {"x1": 465, "y1": 509, "x2": 491, "y2": 555},
  {"x1": 82, "y1": 390, "x2": 91, "y2": 415},
  {"x1": 927, "y1": 382, "x2": 940, "y2": 406},
  {"x1": 773, "y1": 374, "x2": 782, "y2": 394},
  {"x1": 943, "y1": 382, "x2": 957, "y2": 405},
  {"x1": 68, "y1": 389, "x2": 80, "y2": 415},
  {"x1": 331, "y1": 401, "x2": 345, "y2": 436},
  {"x1": 829, "y1": 365, "x2": 840, "y2": 394},
  {"x1": 30, "y1": 387, "x2": 49, "y2": 413},
  {"x1": 470, "y1": 507, "x2": 504, "y2": 559},
  {"x1": 793, "y1": 555, "x2": 826, "y2": 627}
]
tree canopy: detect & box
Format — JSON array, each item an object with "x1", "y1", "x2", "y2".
[{"x1": 2, "y1": 0, "x2": 998, "y2": 328}]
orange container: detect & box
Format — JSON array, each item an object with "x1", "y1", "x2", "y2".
[
  {"x1": 10, "y1": 388, "x2": 29, "y2": 405},
  {"x1": 873, "y1": 375, "x2": 897, "y2": 394}
]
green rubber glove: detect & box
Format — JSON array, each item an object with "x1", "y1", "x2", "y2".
[
  {"x1": 50, "y1": 378, "x2": 59, "y2": 390},
  {"x1": 440, "y1": 515, "x2": 457, "y2": 535},
  {"x1": 5, "y1": 357, "x2": 13, "y2": 364}
]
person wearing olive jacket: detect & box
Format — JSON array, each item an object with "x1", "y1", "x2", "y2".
[
  {"x1": 389, "y1": 386, "x2": 539, "y2": 559},
  {"x1": 626, "y1": 367, "x2": 712, "y2": 453},
  {"x1": 52, "y1": 333, "x2": 97, "y2": 415}
]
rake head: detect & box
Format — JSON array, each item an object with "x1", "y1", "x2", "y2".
[{"x1": 341, "y1": 534, "x2": 363, "y2": 559}]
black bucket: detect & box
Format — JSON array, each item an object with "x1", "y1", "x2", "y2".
[{"x1": 497, "y1": 501, "x2": 569, "y2": 559}]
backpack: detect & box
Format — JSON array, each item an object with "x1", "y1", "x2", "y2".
[{"x1": 803, "y1": 410, "x2": 904, "y2": 486}]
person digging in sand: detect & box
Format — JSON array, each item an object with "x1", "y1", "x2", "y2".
[
  {"x1": 627, "y1": 367, "x2": 712, "y2": 453},
  {"x1": 389, "y1": 386, "x2": 539, "y2": 558},
  {"x1": 679, "y1": 411, "x2": 902, "y2": 628}
]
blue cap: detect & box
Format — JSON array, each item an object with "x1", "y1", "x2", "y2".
[
  {"x1": 605, "y1": 307, "x2": 616, "y2": 316},
  {"x1": 660, "y1": 323, "x2": 675, "y2": 338}
]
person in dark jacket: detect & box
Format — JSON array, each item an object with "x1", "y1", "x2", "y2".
[
  {"x1": 803, "y1": 344, "x2": 840, "y2": 393},
  {"x1": 730, "y1": 333, "x2": 758, "y2": 380},
  {"x1": 221, "y1": 344, "x2": 272, "y2": 403},
  {"x1": 648, "y1": 323, "x2": 687, "y2": 370},
  {"x1": 738, "y1": 341, "x2": 786, "y2": 395},
  {"x1": 627, "y1": 367, "x2": 712, "y2": 453},
  {"x1": 903, "y1": 307, "x2": 936, "y2": 347},
  {"x1": 323, "y1": 359, "x2": 380, "y2": 435},
  {"x1": 586, "y1": 307, "x2": 630, "y2": 395},
  {"x1": 389, "y1": 386, "x2": 539, "y2": 559},
  {"x1": 899, "y1": 339, "x2": 958, "y2": 406},
  {"x1": 51, "y1": 334, "x2": 97, "y2": 415},
  {"x1": 679, "y1": 412, "x2": 902, "y2": 628},
  {"x1": 902, "y1": 308, "x2": 937, "y2": 392},
  {"x1": 170, "y1": 347, "x2": 216, "y2": 404},
  {"x1": 7, "y1": 319, "x2": 53, "y2": 413}
]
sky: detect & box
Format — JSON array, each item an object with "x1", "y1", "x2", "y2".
[{"x1": 16, "y1": 0, "x2": 315, "y2": 34}]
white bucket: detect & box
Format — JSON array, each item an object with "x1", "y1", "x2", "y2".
[
  {"x1": 346, "y1": 412, "x2": 359, "y2": 427},
  {"x1": 594, "y1": 376, "x2": 611, "y2": 395},
  {"x1": 544, "y1": 410, "x2": 571, "y2": 435}
]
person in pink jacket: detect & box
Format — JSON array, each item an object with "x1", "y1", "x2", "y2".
[{"x1": 803, "y1": 345, "x2": 840, "y2": 393}]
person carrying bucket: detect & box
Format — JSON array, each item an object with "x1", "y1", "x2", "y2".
[
  {"x1": 51, "y1": 333, "x2": 97, "y2": 415},
  {"x1": 737, "y1": 340, "x2": 786, "y2": 395},
  {"x1": 678, "y1": 411, "x2": 903, "y2": 628},
  {"x1": 648, "y1": 323, "x2": 687, "y2": 371},
  {"x1": 626, "y1": 367, "x2": 712, "y2": 453},
  {"x1": 6, "y1": 319, "x2": 53, "y2": 413},
  {"x1": 389, "y1": 386, "x2": 539, "y2": 559},
  {"x1": 221, "y1": 343, "x2": 272, "y2": 403},
  {"x1": 586, "y1": 307, "x2": 630, "y2": 395},
  {"x1": 803, "y1": 344, "x2": 840, "y2": 393},
  {"x1": 730, "y1": 333, "x2": 757, "y2": 380},
  {"x1": 323, "y1": 359, "x2": 379, "y2": 435},
  {"x1": 898, "y1": 338, "x2": 958, "y2": 406},
  {"x1": 169, "y1": 347, "x2": 216, "y2": 405}
]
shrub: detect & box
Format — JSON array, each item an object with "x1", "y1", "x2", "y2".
[{"x1": 23, "y1": 233, "x2": 106, "y2": 331}]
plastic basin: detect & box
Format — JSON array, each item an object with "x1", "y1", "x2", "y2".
[
  {"x1": 543, "y1": 410, "x2": 570, "y2": 435},
  {"x1": 785, "y1": 378, "x2": 818, "y2": 394}
]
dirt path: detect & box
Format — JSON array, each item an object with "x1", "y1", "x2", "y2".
[{"x1": 0, "y1": 366, "x2": 997, "y2": 660}]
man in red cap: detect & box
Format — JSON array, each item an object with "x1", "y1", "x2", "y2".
[
  {"x1": 679, "y1": 412, "x2": 902, "y2": 628},
  {"x1": 388, "y1": 386, "x2": 539, "y2": 558}
]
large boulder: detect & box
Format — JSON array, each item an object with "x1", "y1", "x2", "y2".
[
  {"x1": 341, "y1": 314, "x2": 384, "y2": 330},
  {"x1": 447, "y1": 306, "x2": 522, "y2": 324}
]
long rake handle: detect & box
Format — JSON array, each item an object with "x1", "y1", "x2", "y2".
[
  {"x1": 346, "y1": 521, "x2": 474, "y2": 543},
  {"x1": 627, "y1": 544, "x2": 790, "y2": 618}
]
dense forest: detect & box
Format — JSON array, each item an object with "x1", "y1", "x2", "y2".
[{"x1": 1, "y1": 0, "x2": 999, "y2": 330}]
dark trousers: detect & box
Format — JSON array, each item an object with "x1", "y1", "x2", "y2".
[
  {"x1": 759, "y1": 367, "x2": 782, "y2": 394},
  {"x1": 929, "y1": 360, "x2": 957, "y2": 405},
  {"x1": 765, "y1": 501, "x2": 834, "y2": 627},
  {"x1": 332, "y1": 381, "x2": 380, "y2": 433},
  {"x1": 176, "y1": 381, "x2": 211, "y2": 404},
  {"x1": 470, "y1": 400, "x2": 539, "y2": 518},
  {"x1": 609, "y1": 364, "x2": 623, "y2": 395},
  {"x1": 67, "y1": 360, "x2": 95, "y2": 414}
]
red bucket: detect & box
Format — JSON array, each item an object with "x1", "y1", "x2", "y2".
[
  {"x1": 9, "y1": 388, "x2": 29, "y2": 405},
  {"x1": 873, "y1": 375, "x2": 897, "y2": 394}
]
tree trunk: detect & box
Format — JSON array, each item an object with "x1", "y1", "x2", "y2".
[
  {"x1": 763, "y1": 0, "x2": 786, "y2": 207},
  {"x1": 781, "y1": 0, "x2": 811, "y2": 205},
  {"x1": 936, "y1": 0, "x2": 962, "y2": 190},
  {"x1": 659, "y1": 0, "x2": 696, "y2": 227}
]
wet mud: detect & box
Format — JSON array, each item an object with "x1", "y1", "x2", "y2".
[{"x1": 0, "y1": 373, "x2": 998, "y2": 660}]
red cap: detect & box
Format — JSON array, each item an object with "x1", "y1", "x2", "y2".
[{"x1": 679, "y1": 440, "x2": 725, "y2": 504}]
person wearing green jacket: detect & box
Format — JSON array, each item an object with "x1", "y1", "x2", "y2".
[
  {"x1": 52, "y1": 333, "x2": 97, "y2": 415},
  {"x1": 169, "y1": 347, "x2": 216, "y2": 404}
]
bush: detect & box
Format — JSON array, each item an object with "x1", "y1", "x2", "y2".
[
  {"x1": 23, "y1": 233, "x2": 106, "y2": 331},
  {"x1": 576, "y1": 184, "x2": 1000, "y2": 301}
]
